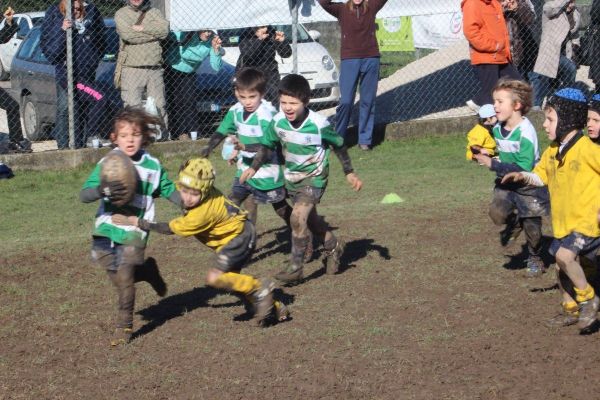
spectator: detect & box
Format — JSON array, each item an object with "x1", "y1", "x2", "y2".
[
  {"x1": 236, "y1": 26, "x2": 291, "y2": 106},
  {"x1": 318, "y1": 0, "x2": 389, "y2": 151},
  {"x1": 164, "y1": 30, "x2": 223, "y2": 140},
  {"x1": 529, "y1": 0, "x2": 580, "y2": 107},
  {"x1": 502, "y1": 0, "x2": 538, "y2": 78},
  {"x1": 115, "y1": 0, "x2": 169, "y2": 133},
  {"x1": 41, "y1": 0, "x2": 106, "y2": 149},
  {"x1": 462, "y1": 0, "x2": 521, "y2": 112},
  {"x1": 0, "y1": 7, "x2": 30, "y2": 153},
  {"x1": 587, "y1": 0, "x2": 600, "y2": 87}
]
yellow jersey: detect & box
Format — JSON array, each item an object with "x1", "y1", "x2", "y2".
[
  {"x1": 466, "y1": 124, "x2": 496, "y2": 160},
  {"x1": 533, "y1": 136, "x2": 600, "y2": 238},
  {"x1": 169, "y1": 188, "x2": 246, "y2": 252}
]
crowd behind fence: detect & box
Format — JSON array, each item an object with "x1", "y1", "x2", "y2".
[{"x1": 2, "y1": 0, "x2": 597, "y2": 150}]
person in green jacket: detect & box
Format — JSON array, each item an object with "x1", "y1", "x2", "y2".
[{"x1": 164, "y1": 29, "x2": 223, "y2": 140}]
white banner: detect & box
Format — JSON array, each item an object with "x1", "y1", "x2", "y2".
[
  {"x1": 412, "y1": 12, "x2": 465, "y2": 49},
  {"x1": 168, "y1": 0, "x2": 462, "y2": 31}
]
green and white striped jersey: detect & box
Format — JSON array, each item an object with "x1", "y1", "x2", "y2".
[
  {"x1": 492, "y1": 117, "x2": 540, "y2": 171},
  {"x1": 263, "y1": 109, "x2": 344, "y2": 190},
  {"x1": 216, "y1": 100, "x2": 284, "y2": 191},
  {"x1": 82, "y1": 150, "x2": 176, "y2": 247}
]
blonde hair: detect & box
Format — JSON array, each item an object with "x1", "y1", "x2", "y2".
[
  {"x1": 492, "y1": 78, "x2": 533, "y2": 115},
  {"x1": 346, "y1": 0, "x2": 368, "y2": 12},
  {"x1": 59, "y1": 0, "x2": 86, "y2": 18}
]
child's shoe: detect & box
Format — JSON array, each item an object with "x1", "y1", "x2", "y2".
[
  {"x1": 500, "y1": 214, "x2": 522, "y2": 246},
  {"x1": 274, "y1": 300, "x2": 290, "y2": 322},
  {"x1": 545, "y1": 309, "x2": 579, "y2": 327},
  {"x1": 323, "y1": 238, "x2": 344, "y2": 275},
  {"x1": 525, "y1": 256, "x2": 546, "y2": 278},
  {"x1": 110, "y1": 327, "x2": 133, "y2": 346},
  {"x1": 577, "y1": 295, "x2": 600, "y2": 332},
  {"x1": 275, "y1": 263, "x2": 303, "y2": 284},
  {"x1": 252, "y1": 278, "x2": 275, "y2": 327}
]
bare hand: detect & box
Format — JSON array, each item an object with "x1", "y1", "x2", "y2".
[
  {"x1": 500, "y1": 172, "x2": 524, "y2": 184},
  {"x1": 501, "y1": 0, "x2": 517, "y2": 11},
  {"x1": 211, "y1": 35, "x2": 222, "y2": 52},
  {"x1": 112, "y1": 214, "x2": 139, "y2": 226},
  {"x1": 229, "y1": 136, "x2": 245, "y2": 151},
  {"x1": 62, "y1": 19, "x2": 72, "y2": 31},
  {"x1": 4, "y1": 7, "x2": 14, "y2": 25},
  {"x1": 239, "y1": 168, "x2": 256, "y2": 184},
  {"x1": 274, "y1": 31, "x2": 285, "y2": 42},
  {"x1": 346, "y1": 172, "x2": 363, "y2": 191},
  {"x1": 472, "y1": 153, "x2": 492, "y2": 167},
  {"x1": 132, "y1": 24, "x2": 144, "y2": 32}
]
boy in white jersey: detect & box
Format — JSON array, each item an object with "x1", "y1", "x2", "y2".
[
  {"x1": 503, "y1": 88, "x2": 600, "y2": 332},
  {"x1": 241, "y1": 74, "x2": 363, "y2": 284},
  {"x1": 473, "y1": 79, "x2": 549, "y2": 278},
  {"x1": 587, "y1": 94, "x2": 600, "y2": 143},
  {"x1": 80, "y1": 107, "x2": 180, "y2": 346},
  {"x1": 200, "y1": 68, "x2": 292, "y2": 226}
]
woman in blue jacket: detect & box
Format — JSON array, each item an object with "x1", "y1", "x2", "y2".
[
  {"x1": 41, "y1": 0, "x2": 105, "y2": 149},
  {"x1": 164, "y1": 30, "x2": 223, "y2": 140}
]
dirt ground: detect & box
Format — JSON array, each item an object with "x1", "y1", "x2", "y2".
[{"x1": 3, "y1": 198, "x2": 600, "y2": 400}]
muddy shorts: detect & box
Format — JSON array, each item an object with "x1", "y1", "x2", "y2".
[
  {"x1": 230, "y1": 177, "x2": 286, "y2": 204},
  {"x1": 549, "y1": 232, "x2": 600, "y2": 258},
  {"x1": 90, "y1": 236, "x2": 144, "y2": 272},
  {"x1": 215, "y1": 221, "x2": 256, "y2": 272},
  {"x1": 491, "y1": 186, "x2": 549, "y2": 219},
  {"x1": 287, "y1": 185, "x2": 325, "y2": 205}
]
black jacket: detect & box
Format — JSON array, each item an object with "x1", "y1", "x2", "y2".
[{"x1": 0, "y1": 20, "x2": 18, "y2": 44}]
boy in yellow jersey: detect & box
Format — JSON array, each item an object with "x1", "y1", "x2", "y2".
[
  {"x1": 503, "y1": 88, "x2": 600, "y2": 332},
  {"x1": 465, "y1": 103, "x2": 497, "y2": 161},
  {"x1": 113, "y1": 158, "x2": 288, "y2": 326}
]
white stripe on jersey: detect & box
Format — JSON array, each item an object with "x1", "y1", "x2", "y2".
[
  {"x1": 276, "y1": 128, "x2": 322, "y2": 146},
  {"x1": 284, "y1": 147, "x2": 326, "y2": 166}
]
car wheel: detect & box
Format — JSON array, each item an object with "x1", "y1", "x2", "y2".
[
  {"x1": 21, "y1": 95, "x2": 42, "y2": 141},
  {"x1": 0, "y1": 61, "x2": 8, "y2": 81}
]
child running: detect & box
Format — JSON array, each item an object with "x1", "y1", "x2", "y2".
[
  {"x1": 240, "y1": 74, "x2": 363, "y2": 283},
  {"x1": 466, "y1": 103, "x2": 497, "y2": 160},
  {"x1": 472, "y1": 79, "x2": 549, "y2": 278},
  {"x1": 199, "y1": 67, "x2": 292, "y2": 227},
  {"x1": 502, "y1": 88, "x2": 600, "y2": 332},
  {"x1": 113, "y1": 157, "x2": 288, "y2": 326},
  {"x1": 80, "y1": 107, "x2": 179, "y2": 346},
  {"x1": 587, "y1": 93, "x2": 600, "y2": 143}
]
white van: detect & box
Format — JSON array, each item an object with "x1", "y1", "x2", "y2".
[{"x1": 219, "y1": 24, "x2": 340, "y2": 106}]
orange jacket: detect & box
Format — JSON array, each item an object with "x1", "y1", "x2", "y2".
[{"x1": 461, "y1": 0, "x2": 512, "y2": 65}]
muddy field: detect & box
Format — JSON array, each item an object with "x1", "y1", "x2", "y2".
[{"x1": 2, "y1": 138, "x2": 599, "y2": 399}]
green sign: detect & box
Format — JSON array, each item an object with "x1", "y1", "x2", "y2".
[{"x1": 376, "y1": 17, "x2": 415, "y2": 52}]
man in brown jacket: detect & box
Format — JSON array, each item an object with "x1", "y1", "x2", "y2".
[{"x1": 115, "y1": 0, "x2": 169, "y2": 132}]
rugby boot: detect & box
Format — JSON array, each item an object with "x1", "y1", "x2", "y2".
[
  {"x1": 577, "y1": 295, "x2": 600, "y2": 332},
  {"x1": 274, "y1": 263, "x2": 303, "y2": 284},
  {"x1": 274, "y1": 300, "x2": 290, "y2": 322},
  {"x1": 110, "y1": 327, "x2": 133, "y2": 347},
  {"x1": 524, "y1": 256, "x2": 546, "y2": 278},
  {"x1": 252, "y1": 278, "x2": 275, "y2": 327},
  {"x1": 323, "y1": 238, "x2": 344, "y2": 275},
  {"x1": 545, "y1": 309, "x2": 579, "y2": 328}
]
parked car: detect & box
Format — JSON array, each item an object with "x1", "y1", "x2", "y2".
[
  {"x1": 218, "y1": 24, "x2": 340, "y2": 106},
  {"x1": 0, "y1": 11, "x2": 44, "y2": 80},
  {"x1": 11, "y1": 19, "x2": 236, "y2": 141}
]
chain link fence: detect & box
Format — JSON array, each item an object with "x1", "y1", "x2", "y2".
[{"x1": 1, "y1": 0, "x2": 596, "y2": 151}]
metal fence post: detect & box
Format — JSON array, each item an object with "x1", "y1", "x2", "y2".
[
  {"x1": 290, "y1": 0, "x2": 298, "y2": 74},
  {"x1": 66, "y1": 0, "x2": 75, "y2": 149}
]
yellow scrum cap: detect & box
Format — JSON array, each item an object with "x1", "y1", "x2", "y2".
[{"x1": 177, "y1": 158, "x2": 215, "y2": 200}]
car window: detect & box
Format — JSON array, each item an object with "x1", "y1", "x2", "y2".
[
  {"x1": 16, "y1": 28, "x2": 40, "y2": 60},
  {"x1": 18, "y1": 17, "x2": 30, "y2": 37},
  {"x1": 219, "y1": 25, "x2": 312, "y2": 47},
  {"x1": 103, "y1": 27, "x2": 119, "y2": 61}
]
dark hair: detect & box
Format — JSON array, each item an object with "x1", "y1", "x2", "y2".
[
  {"x1": 492, "y1": 78, "x2": 533, "y2": 115},
  {"x1": 234, "y1": 67, "x2": 266, "y2": 94},
  {"x1": 279, "y1": 74, "x2": 311, "y2": 105},
  {"x1": 110, "y1": 106, "x2": 161, "y2": 147}
]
